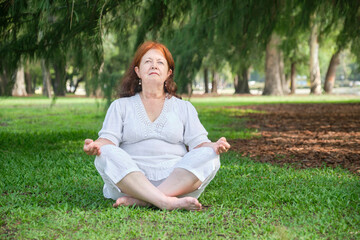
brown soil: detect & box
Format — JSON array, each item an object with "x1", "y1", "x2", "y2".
[{"x1": 228, "y1": 103, "x2": 360, "y2": 175}]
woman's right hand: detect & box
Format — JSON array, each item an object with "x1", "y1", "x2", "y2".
[{"x1": 83, "y1": 139, "x2": 102, "y2": 156}]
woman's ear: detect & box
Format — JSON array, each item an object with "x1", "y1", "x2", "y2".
[
  {"x1": 167, "y1": 69, "x2": 173, "y2": 78},
  {"x1": 134, "y1": 66, "x2": 140, "y2": 78}
]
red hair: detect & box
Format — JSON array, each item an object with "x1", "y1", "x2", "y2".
[{"x1": 118, "y1": 41, "x2": 179, "y2": 98}]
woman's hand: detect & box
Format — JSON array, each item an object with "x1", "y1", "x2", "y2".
[
  {"x1": 83, "y1": 139, "x2": 102, "y2": 156},
  {"x1": 213, "y1": 137, "x2": 231, "y2": 154},
  {"x1": 195, "y1": 137, "x2": 231, "y2": 155}
]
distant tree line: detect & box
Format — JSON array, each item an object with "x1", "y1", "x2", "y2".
[{"x1": 1, "y1": 0, "x2": 359, "y2": 98}]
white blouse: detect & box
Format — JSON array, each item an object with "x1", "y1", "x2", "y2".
[{"x1": 98, "y1": 93, "x2": 210, "y2": 180}]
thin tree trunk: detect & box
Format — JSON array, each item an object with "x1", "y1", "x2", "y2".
[
  {"x1": 324, "y1": 50, "x2": 341, "y2": 94},
  {"x1": 72, "y1": 77, "x2": 83, "y2": 93},
  {"x1": 12, "y1": 66, "x2": 27, "y2": 96},
  {"x1": 309, "y1": 18, "x2": 322, "y2": 94},
  {"x1": 290, "y1": 62, "x2": 296, "y2": 94},
  {"x1": 263, "y1": 33, "x2": 283, "y2": 95},
  {"x1": 204, "y1": 68, "x2": 209, "y2": 93},
  {"x1": 92, "y1": 61, "x2": 104, "y2": 98},
  {"x1": 279, "y1": 51, "x2": 289, "y2": 94},
  {"x1": 211, "y1": 71, "x2": 218, "y2": 93},
  {"x1": 32, "y1": 75, "x2": 37, "y2": 93},
  {"x1": 187, "y1": 82, "x2": 193, "y2": 97},
  {"x1": 25, "y1": 71, "x2": 33, "y2": 94},
  {"x1": 41, "y1": 59, "x2": 52, "y2": 98}
]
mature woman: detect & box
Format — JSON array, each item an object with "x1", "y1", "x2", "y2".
[{"x1": 83, "y1": 41, "x2": 230, "y2": 211}]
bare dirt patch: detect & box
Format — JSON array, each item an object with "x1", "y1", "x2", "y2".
[{"x1": 228, "y1": 103, "x2": 360, "y2": 175}]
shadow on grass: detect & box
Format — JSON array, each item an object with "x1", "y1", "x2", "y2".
[{"x1": 0, "y1": 130, "x2": 113, "y2": 211}]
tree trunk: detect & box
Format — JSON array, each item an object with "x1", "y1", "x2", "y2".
[
  {"x1": 279, "y1": 51, "x2": 289, "y2": 94},
  {"x1": 53, "y1": 61, "x2": 66, "y2": 96},
  {"x1": 187, "y1": 82, "x2": 193, "y2": 97},
  {"x1": 324, "y1": 50, "x2": 341, "y2": 94},
  {"x1": 309, "y1": 19, "x2": 322, "y2": 94},
  {"x1": 0, "y1": 68, "x2": 13, "y2": 96},
  {"x1": 263, "y1": 33, "x2": 283, "y2": 95},
  {"x1": 211, "y1": 71, "x2": 218, "y2": 93},
  {"x1": 290, "y1": 62, "x2": 296, "y2": 94},
  {"x1": 0, "y1": 71, "x2": 7, "y2": 96},
  {"x1": 25, "y1": 71, "x2": 33, "y2": 94},
  {"x1": 204, "y1": 68, "x2": 209, "y2": 93},
  {"x1": 91, "y1": 62, "x2": 104, "y2": 98},
  {"x1": 234, "y1": 67, "x2": 250, "y2": 94},
  {"x1": 41, "y1": 59, "x2": 52, "y2": 98},
  {"x1": 12, "y1": 66, "x2": 27, "y2": 96},
  {"x1": 234, "y1": 75, "x2": 239, "y2": 93},
  {"x1": 72, "y1": 77, "x2": 84, "y2": 93}
]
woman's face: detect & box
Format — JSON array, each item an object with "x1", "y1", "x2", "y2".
[{"x1": 135, "y1": 48, "x2": 172, "y2": 88}]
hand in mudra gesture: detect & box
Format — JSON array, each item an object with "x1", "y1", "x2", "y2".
[
  {"x1": 83, "y1": 139, "x2": 102, "y2": 156},
  {"x1": 195, "y1": 137, "x2": 231, "y2": 155},
  {"x1": 212, "y1": 137, "x2": 231, "y2": 154}
]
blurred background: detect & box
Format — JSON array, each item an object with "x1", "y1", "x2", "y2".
[{"x1": 1, "y1": 0, "x2": 360, "y2": 99}]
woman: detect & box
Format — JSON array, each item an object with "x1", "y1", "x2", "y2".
[{"x1": 83, "y1": 41, "x2": 230, "y2": 211}]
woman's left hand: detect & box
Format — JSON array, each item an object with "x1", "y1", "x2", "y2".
[
  {"x1": 195, "y1": 137, "x2": 231, "y2": 155},
  {"x1": 213, "y1": 137, "x2": 231, "y2": 154}
]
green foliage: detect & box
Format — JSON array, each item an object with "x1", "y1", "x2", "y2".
[
  {"x1": 1, "y1": 96, "x2": 359, "y2": 239},
  {"x1": 1, "y1": 0, "x2": 360, "y2": 96}
]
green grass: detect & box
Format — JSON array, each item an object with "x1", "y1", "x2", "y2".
[
  {"x1": 1, "y1": 95, "x2": 359, "y2": 239},
  {"x1": 186, "y1": 94, "x2": 360, "y2": 106}
]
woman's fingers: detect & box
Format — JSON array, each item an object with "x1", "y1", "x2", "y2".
[
  {"x1": 83, "y1": 139, "x2": 101, "y2": 156},
  {"x1": 90, "y1": 142, "x2": 101, "y2": 156},
  {"x1": 83, "y1": 139, "x2": 93, "y2": 152},
  {"x1": 216, "y1": 137, "x2": 231, "y2": 154}
]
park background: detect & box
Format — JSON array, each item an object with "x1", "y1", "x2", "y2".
[
  {"x1": 1, "y1": 1, "x2": 360, "y2": 239},
  {"x1": 1, "y1": 0, "x2": 360, "y2": 98}
]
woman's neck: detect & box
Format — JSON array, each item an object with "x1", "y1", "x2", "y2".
[{"x1": 140, "y1": 89, "x2": 166, "y2": 100}]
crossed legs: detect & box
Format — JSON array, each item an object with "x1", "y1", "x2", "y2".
[
  {"x1": 95, "y1": 145, "x2": 219, "y2": 211},
  {"x1": 113, "y1": 168, "x2": 203, "y2": 210}
]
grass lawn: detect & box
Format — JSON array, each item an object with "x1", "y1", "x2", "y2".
[{"x1": 0, "y1": 95, "x2": 359, "y2": 239}]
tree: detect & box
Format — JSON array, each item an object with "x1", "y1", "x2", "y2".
[
  {"x1": 234, "y1": 67, "x2": 251, "y2": 94},
  {"x1": 203, "y1": 68, "x2": 209, "y2": 93},
  {"x1": 324, "y1": 50, "x2": 341, "y2": 93},
  {"x1": 2, "y1": 0, "x2": 360, "y2": 98},
  {"x1": 0, "y1": 65, "x2": 12, "y2": 96},
  {"x1": 41, "y1": 59, "x2": 52, "y2": 98},
  {"x1": 263, "y1": 33, "x2": 283, "y2": 96},
  {"x1": 11, "y1": 66, "x2": 27, "y2": 96},
  {"x1": 290, "y1": 62, "x2": 297, "y2": 94},
  {"x1": 211, "y1": 71, "x2": 219, "y2": 94},
  {"x1": 0, "y1": 0, "x2": 142, "y2": 97},
  {"x1": 52, "y1": 51, "x2": 67, "y2": 96},
  {"x1": 309, "y1": 15, "x2": 322, "y2": 94}
]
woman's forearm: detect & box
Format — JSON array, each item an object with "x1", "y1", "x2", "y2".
[
  {"x1": 194, "y1": 142, "x2": 214, "y2": 149},
  {"x1": 96, "y1": 138, "x2": 116, "y2": 147},
  {"x1": 194, "y1": 137, "x2": 230, "y2": 155}
]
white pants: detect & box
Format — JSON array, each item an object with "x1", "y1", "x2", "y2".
[{"x1": 94, "y1": 145, "x2": 220, "y2": 200}]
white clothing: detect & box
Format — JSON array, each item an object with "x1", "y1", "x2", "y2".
[
  {"x1": 95, "y1": 145, "x2": 220, "y2": 200},
  {"x1": 95, "y1": 93, "x2": 220, "y2": 200}
]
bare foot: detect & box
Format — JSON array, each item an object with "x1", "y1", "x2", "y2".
[
  {"x1": 113, "y1": 196, "x2": 202, "y2": 211},
  {"x1": 113, "y1": 196, "x2": 151, "y2": 208},
  {"x1": 163, "y1": 196, "x2": 202, "y2": 211}
]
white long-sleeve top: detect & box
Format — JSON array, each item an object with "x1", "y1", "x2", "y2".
[{"x1": 98, "y1": 93, "x2": 211, "y2": 180}]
